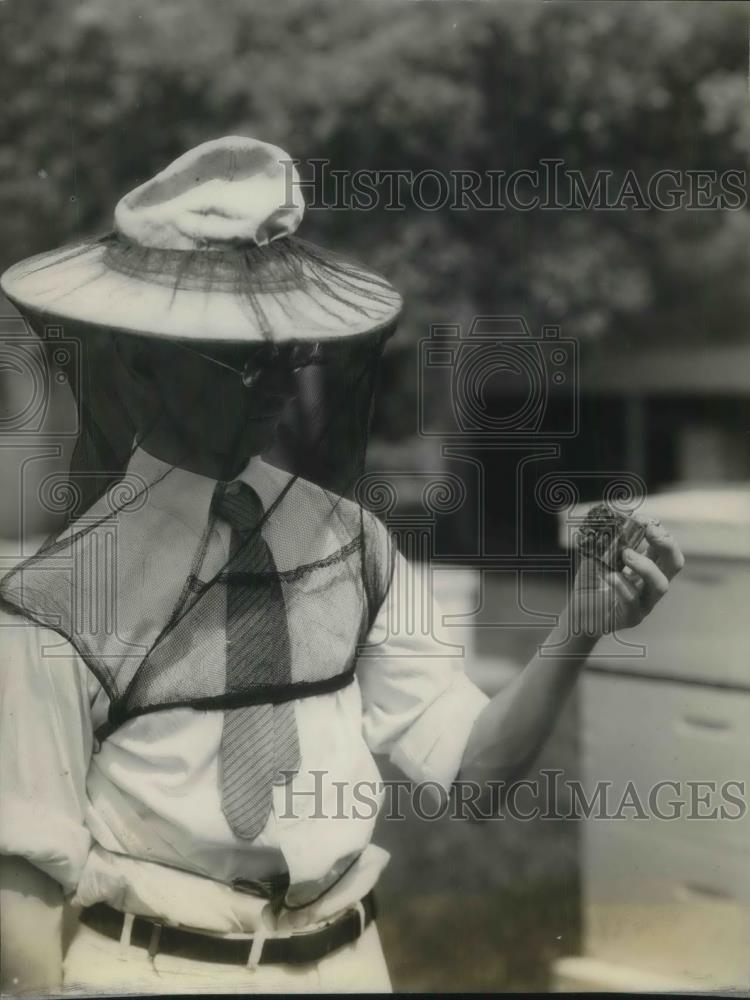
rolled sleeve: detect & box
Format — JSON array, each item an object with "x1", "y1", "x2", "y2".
[
  {"x1": 387, "y1": 671, "x2": 489, "y2": 791},
  {"x1": 0, "y1": 611, "x2": 93, "y2": 895},
  {"x1": 357, "y1": 548, "x2": 489, "y2": 793}
]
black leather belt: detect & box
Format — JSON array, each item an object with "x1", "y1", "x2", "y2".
[{"x1": 79, "y1": 892, "x2": 376, "y2": 967}]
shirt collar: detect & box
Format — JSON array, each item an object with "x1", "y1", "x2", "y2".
[{"x1": 125, "y1": 446, "x2": 287, "y2": 539}]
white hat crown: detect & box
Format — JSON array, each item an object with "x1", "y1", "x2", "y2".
[{"x1": 114, "y1": 136, "x2": 305, "y2": 251}]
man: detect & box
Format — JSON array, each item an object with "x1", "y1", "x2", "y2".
[{"x1": 0, "y1": 136, "x2": 684, "y2": 994}]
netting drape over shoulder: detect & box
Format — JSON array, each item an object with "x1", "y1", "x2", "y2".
[{"x1": 0, "y1": 449, "x2": 393, "y2": 744}]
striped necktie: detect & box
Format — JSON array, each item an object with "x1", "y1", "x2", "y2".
[{"x1": 214, "y1": 480, "x2": 300, "y2": 840}]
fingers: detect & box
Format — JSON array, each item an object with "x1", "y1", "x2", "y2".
[
  {"x1": 575, "y1": 570, "x2": 640, "y2": 636},
  {"x1": 622, "y1": 546, "x2": 670, "y2": 612},
  {"x1": 621, "y1": 563, "x2": 645, "y2": 592},
  {"x1": 622, "y1": 513, "x2": 650, "y2": 556},
  {"x1": 608, "y1": 570, "x2": 644, "y2": 630},
  {"x1": 643, "y1": 520, "x2": 685, "y2": 579},
  {"x1": 609, "y1": 569, "x2": 641, "y2": 605}
]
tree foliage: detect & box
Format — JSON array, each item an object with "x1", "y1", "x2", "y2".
[{"x1": 2, "y1": 0, "x2": 748, "y2": 434}]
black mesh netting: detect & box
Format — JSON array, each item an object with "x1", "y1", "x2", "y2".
[{"x1": 0, "y1": 236, "x2": 398, "y2": 744}]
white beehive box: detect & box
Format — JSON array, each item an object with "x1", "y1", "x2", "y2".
[{"x1": 553, "y1": 485, "x2": 750, "y2": 992}]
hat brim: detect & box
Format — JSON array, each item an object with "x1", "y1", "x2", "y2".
[{"x1": 0, "y1": 236, "x2": 403, "y2": 344}]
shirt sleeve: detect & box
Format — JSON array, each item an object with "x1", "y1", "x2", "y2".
[
  {"x1": 357, "y1": 534, "x2": 489, "y2": 794},
  {"x1": 0, "y1": 611, "x2": 93, "y2": 895}
]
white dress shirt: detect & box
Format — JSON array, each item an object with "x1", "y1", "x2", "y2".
[{"x1": 0, "y1": 447, "x2": 488, "y2": 933}]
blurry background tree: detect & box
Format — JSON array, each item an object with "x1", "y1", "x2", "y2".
[{"x1": 2, "y1": 0, "x2": 749, "y2": 441}]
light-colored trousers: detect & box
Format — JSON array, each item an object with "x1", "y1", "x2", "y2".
[{"x1": 62, "y1": 919, "x2": 392, "y2": 995}]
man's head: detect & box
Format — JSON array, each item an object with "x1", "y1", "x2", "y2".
[{"x1": 112, "y1": 332, "x2": 305, "y2": 480}]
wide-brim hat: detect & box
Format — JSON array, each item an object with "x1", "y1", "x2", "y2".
[{"x1": 1, "y1": 136, "x2": 402, "y2": 343}]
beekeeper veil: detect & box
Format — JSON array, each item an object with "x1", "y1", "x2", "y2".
[{"x1": 0, "y1": 136, "x2": 401, "y2": 747}]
